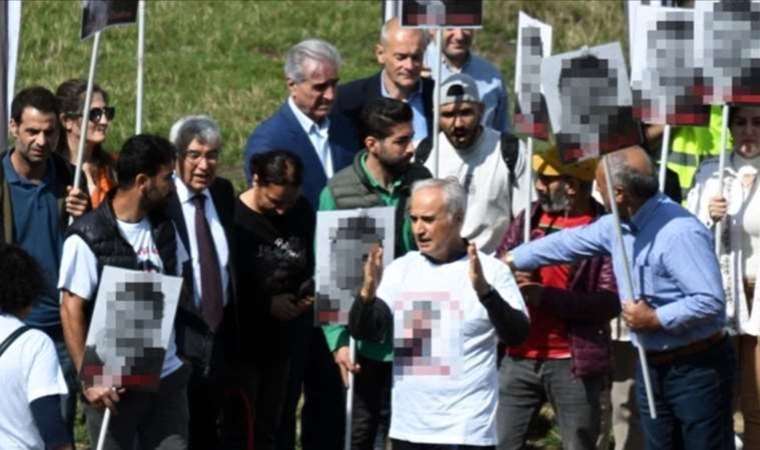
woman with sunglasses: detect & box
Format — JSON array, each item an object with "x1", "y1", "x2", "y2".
[
  {"x1": 688, "y1": 105, "x2": 760, "y2": 449},
  {"x1": 56, "y1": 79, "x2": 117, "y2": 208}
]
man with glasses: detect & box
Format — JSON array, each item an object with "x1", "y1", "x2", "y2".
[{"x1": 166, "y1": 115, "x2": 238, "y2": 449}]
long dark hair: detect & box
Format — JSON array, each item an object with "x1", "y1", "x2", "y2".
[{"x1": 55, "y1": 78, "x2": 113, "y2": 170}]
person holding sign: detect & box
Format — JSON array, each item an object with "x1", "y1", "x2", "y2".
[
  {"x1": 503, "y1": 146, "x2": 734, "y2": 450},
  {"x1": 495, "y1": 148, "x2": 618, "y2": 450},
  {"x1": 56, "y1": 79, "x2": 117, "y2": 208},
  {"x1": 348, "y1": 178, "x2": 529, "y2": 449},
  {"x1": 687, "y1": 105, "x2": 760, "y2": 449},
  {"x1": 59, "y1": 135, "x2": 191, "y2": 450},
  {"x1": 320, "y1": 98, "x2": 431, "y2": 449},
  {"x1": 335, "y1": 18, "x2": 434, "y2": 146}
]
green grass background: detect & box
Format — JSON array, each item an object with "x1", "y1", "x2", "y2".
[{"x1": 15, "y1": 1, "x2": 626, "y2": 448}]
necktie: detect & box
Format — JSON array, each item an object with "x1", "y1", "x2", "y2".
[{"x1": 192, "y1": 194, "x2": 223, "y2": 331}]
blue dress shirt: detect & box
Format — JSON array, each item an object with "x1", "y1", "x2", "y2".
[
  {"x1": 512, "y1": 192, "x2": 725, "y2": 351},
  {"x1": 380, "y1": 71, "x2": 428, "y2": 143}
]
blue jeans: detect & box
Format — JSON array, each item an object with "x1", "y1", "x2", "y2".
[
  {"x1": 497, "y1": 356, "x2": 602, "y2": 450},
  {"x1": 636, "y1": 337, "x2": 735, "y2": 450}
]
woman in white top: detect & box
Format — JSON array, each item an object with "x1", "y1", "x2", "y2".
[
  {"x1": 0, "y1": 244, "x2": 72, "y2": 450},
  {"x1": 687, "y1": 105, "x2": 760, "y2": 448}
]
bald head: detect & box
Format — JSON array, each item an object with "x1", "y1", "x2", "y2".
[
  {"x1": 596, "y1": 146, "x2": 659, "y2": 215},
  {"x1": 377, "y1": 18, "x2": 427, "y2": 95}
]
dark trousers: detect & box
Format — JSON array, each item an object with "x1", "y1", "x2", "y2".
[
  {"x1": 276, "y1": 316, "x2": 345, "y2": 450},
  {"x1": 391, "y1": 440, "x2": 494, "y2": 450},
  {"x1": 636, "y1": 337, "x2": 735, "y2": 450},
  {"x1": 497, "y1": 356, "x2": 602, "y2": 450},
  {"x1": 187, "y1": 367, "x2": 223, "y2": 450},
  {"x1": 39, "y1": 326, "x2": 78, "y2": 442},
  {"x1": 84, "y1": 363, "x2": 191, "y2": 450},
  {"x1": 352, "y1": 354, "x2": 392, "y2": 450}
]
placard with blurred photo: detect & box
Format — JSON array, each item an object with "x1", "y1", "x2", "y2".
[
  {"x1": 630, "y1": 4, "x2": 709, "y2": 125},
  {"x1": 80, "y1": 266, "x2": 182, "y2": 391},
  {"x1": 542, "y1": 42, "x2": 640, "y2": 163},
  {"x1": 400, "y1": 0, "x2": 483, "y2": 28},
  {"x1": 315, "y1": 206, "x2": 395, "y2": 326},
  {"x1": 513, "y1": 11, "x2": 552, "y2": 140},
  {"x1": 694, "y1": 0, "x2": 760, "y2": 105},
  {"x1": 81, "y1": 0, "x2": 138, "y2": 40}
]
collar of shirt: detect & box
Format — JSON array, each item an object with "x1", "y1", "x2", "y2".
[
  {"x1": 627, "y1": 192, "x2": 666, "y2": 234},
  {"x1": 288, "y1": 96, "x2": 330, "y2": 138},
  {"x1": 359, "y1": 152, "x2": 403, "y2": 198},
  {"x1": 2, "y1": 149, "x2": 55, "y2": 188},
  {"x1": 442, "y1": 52, "x2": 472, "y2": 74},
  {"x1": 380, "y1": 70, "x2": 423, "y2": 102},
  {"x1": 174, "y1": 174, "x2": 211, "y2": 205}
]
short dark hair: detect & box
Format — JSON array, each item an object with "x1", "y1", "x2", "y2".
[
  {"x1": 248, "y1": 150, "x2": 303, "y2": 187},
  {"x1": 0, "y1": 244, "x2": 45, "y2": 315},
  {"x1": 116, "y1": 134, "x2": 176, "y2": 187},
  {"x1": 10, "y1": 86, "x2": 59, "y2": 123},
  {"x1": 360, "y1": 98, "x2": 413, "y2": 141}
]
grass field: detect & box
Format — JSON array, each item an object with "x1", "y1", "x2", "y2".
[{"x1": 15, "y1": 1, "x2": 626, "y2": 448}]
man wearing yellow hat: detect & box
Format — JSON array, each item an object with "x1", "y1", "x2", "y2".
[{"x1": 494, "y1": 148, "x2": 619, "y2": 450}]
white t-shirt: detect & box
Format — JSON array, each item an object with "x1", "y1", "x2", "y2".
[
  {"x1": 58, "y1": 217, "x2": 188, "y2": 379},
  {"x1": 423, "y1": 127, "x2": 530, "y2": 253},
  {"x1": 0, "y1": 314, "x2": 68, "y2": 450},
  {"x1": 377, "y1": 250, "x2": 527, "y2": 446}
]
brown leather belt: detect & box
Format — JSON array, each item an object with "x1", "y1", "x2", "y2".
[{"x1": 646, "y1": 332, "x2": 725, "y2": 365}]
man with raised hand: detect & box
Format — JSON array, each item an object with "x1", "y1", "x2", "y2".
[{"x1": 349, "y1": 177, "x2": 529, "y2": 450}]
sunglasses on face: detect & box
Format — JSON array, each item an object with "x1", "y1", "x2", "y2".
[{"x1": 77, "y1": 106, "x2": 115, "y2": 122}]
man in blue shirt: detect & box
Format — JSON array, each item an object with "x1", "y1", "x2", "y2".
[
  {"x1": 504, "y1": 146, "x2": 734, "y2": 450},
  {"x1": 1, "y1": 86, "x2": 90, "y2": 441}
]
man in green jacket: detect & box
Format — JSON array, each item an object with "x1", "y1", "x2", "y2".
[{"x1": 320, "y1": 97, "x2": 431, "y2": 449}]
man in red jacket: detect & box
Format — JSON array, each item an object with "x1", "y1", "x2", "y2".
[{"x1": 495, "y1": 147, "x2": 619, "y2": 450}]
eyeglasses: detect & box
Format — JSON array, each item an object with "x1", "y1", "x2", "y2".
[
  {"x1": 183, "y1": 149, "x2": 221, "y2": 163},
  {"x1": 89, "y1": 106, "x2": 115, "y2": 122}
]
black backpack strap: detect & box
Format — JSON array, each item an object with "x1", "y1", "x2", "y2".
[
  {"x1": 0, "y1": 325, "x2": 32, "y2": 359},
  {"x1": 500, "y1": 133, "x2": 520, "y2": 179},
  {"x1": 414, "y1": 137, "x2": 433, "y2": 165}
]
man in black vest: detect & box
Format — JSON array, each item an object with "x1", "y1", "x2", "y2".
[
  {"x1": 319, "y1": 97, "x2": 431, "y2": 449},
  {"x1": 166, "y1": 115, "x2": 237, "y2": 449},
  {"x1": 59, "y1": 134, "x2": 191, "y2": 450}
]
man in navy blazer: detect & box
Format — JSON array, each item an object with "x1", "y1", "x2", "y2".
[
  {"x1": 243, "y1": 39, "x2": 359, "y2": 210},
  {"x1": 242, "y1": 38, "x2": 353, "y2": 450},
  {"x1": 334, "y1": 17, "x2": 434, "y2": 145}
]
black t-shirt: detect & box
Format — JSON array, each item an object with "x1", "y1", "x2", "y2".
[{"x1": 233, "y1": 195, "x2": 315, "y2": 363}]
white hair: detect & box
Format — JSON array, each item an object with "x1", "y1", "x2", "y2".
[
  {"x1": 411, "y1": 177, "x2": 466, "y2": 221},
  {"x1": 284, "y1": 38, "x2": 342, "y2": 84},
  {"x1": 169, "y1": 115, "x2": 222, "y2": 152}
]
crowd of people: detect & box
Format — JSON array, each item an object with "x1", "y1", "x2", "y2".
[{"x1": 0, "y1": 13, "x2": 757, "y2": 450}]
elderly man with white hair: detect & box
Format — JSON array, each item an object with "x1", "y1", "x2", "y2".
[
  {"x1": 165, "y1": 115, "x2": 238, "y2": 449},
  {"x1": 348, "y1": 177, "x2": 530, "y2": 450}
]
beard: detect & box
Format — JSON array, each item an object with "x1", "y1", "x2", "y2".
[{"x1": 538, "y1": 186, "x2": 570, "y2": 213}]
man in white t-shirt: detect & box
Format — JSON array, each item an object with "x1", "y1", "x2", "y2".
[
  {"x1": 348, "y1": 178, "x2": 530, "y2": 449},
  {"x1": 421, "y1": 73, "x2": 530, "y2": 254},
  {"x1": 59, "y1": 135, "x2": 190, "y2": 450},
  {"x1": 0, "y1": 244, "x2": 72, "y2": 450}
]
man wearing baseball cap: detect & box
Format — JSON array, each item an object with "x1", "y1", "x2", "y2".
[
  {"x1": 494, "y1": 148, "x2": 620, "y2": 450},
  {"x1": 416, "y1": 73, "x2": 529, "y2": 253}
]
